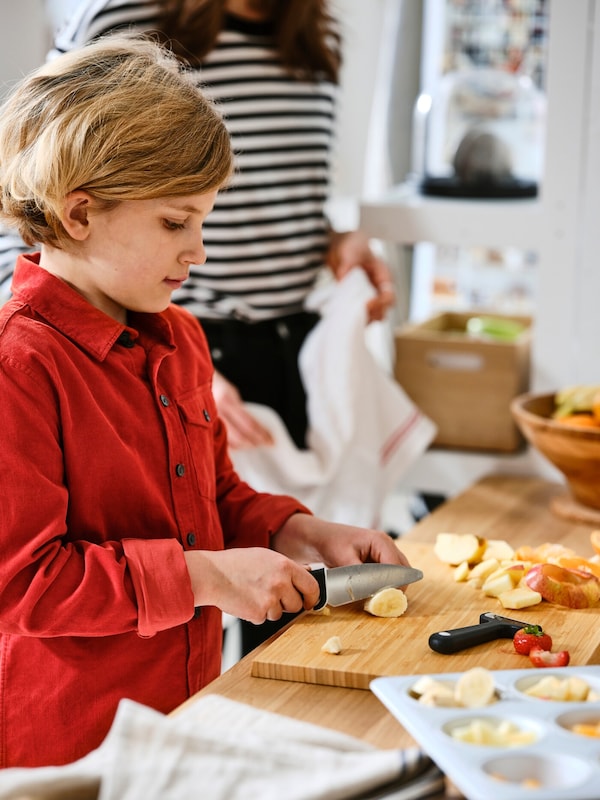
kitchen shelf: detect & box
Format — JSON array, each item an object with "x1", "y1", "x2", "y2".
[
  {"x1": 359, "y1": 0, "x2": 600, "y2": 498},
  {"x1": 360, "y1": 184, "x2": 543, "y2": 250}
]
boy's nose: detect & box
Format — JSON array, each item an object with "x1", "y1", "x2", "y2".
[{"x1": 181, "y1": 237, "x2": 206, "y2": 266}]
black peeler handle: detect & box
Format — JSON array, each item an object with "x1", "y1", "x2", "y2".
[{"x1": 429, "y1": 612, "x2": 530, "y2": 654}]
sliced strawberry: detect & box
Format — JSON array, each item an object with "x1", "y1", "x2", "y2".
[
  {"x1": 513, "y1": 625, "x2": 552, "y2": 655},
  {"x1": 529, "y1": 647, "x2": 570, "y2": 668}
]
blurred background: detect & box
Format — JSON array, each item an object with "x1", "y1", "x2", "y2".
[{"x1": 1, "y1": 1, "x2": 598, "y2": 507}]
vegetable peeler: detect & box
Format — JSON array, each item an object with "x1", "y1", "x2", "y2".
[{"x1": 428, "y1": 612, "x2": 531, "y2": 654}]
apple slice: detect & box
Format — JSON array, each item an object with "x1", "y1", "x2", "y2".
[
  {"x1": 434, "y1": 532, "x2": 486, "y2": 566},
  {"x1": 453, "y1": 561, "x2": 471, "y2": 582},
  {"x1": 483, "y1": 539, "x2": 515, "y2": 561},
  {"x1": 469, "y1": 558, "x2": 500, "y2": 582},
  {"x1": 498, "y1": 586, "x2": 542, "y2": 610},
  {"x1": 525, "y1": 563, "x2": 600, "y2": 609},
  {"x1": 482, "y1": 571, "x2": 515, "y2": 598}
]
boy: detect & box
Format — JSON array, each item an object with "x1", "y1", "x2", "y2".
[{"x1": 0, "y1": 35, "x2": 410, "y2": 767}]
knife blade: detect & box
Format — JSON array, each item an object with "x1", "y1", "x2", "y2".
[{"x1": 311, "y1": 563, "x2": 423, "y2": 610}]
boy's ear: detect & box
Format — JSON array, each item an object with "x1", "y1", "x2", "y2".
[{"x1": 61, "y1": 191, "x2": 93, "y2": 240}]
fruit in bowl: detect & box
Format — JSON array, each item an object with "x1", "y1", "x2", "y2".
[{"x1": 510, "y1": 391, "x2": 600, "y2": 510}]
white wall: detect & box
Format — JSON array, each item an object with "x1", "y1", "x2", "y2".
[
  {"x1": 0, "y1": 1, "x2": 49, "y2": 99},
  {"x1": 333, "y1": 0, "x2": 423, "y2": 201},
  {"x1": 332, "y1": 0, "x2": 395, "y2": 200}
]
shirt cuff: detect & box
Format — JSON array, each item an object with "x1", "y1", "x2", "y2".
[{"x1": 123, "y1": 538, "x2": 194, "y2": 638}]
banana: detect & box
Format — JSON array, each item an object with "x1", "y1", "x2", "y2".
[
  {"x1": 450, "y1": 718, "x2": 536, "y2": 746},
  {"x1": 364, "y1": 587, "x2": 408, "y2": 617},
  {"x1": 454, "y1": 666, "x2": 496, "y2": 708},
  {"x1": 321, "y1": 635, "x2": 343, "y2": 654},
  {"x1": 411, "y1": 670, "x2": 497, "y2": 709}
]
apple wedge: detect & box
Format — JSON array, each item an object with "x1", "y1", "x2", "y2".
[
  {"x1": 498, "y1": 586, "x2": 542, "y2": 610},
  {"x1": 453, "y1": 561, "x2": 471, "y2": 582},
  {"x1": 469, "y1": 558, "x2": 500, "y2": 582},
  {"x1": 482, "y1": 571, "x2": 515, "y2": 598},
  {"x1": 525, "y1": 563, "x2": 600, "y2": 609},
  {"x1": 434, "y1": 532, "x2": 486, "y2": 566},
  {"x1": 483, "y1": 539, "x2": 515, "y2": 561}
]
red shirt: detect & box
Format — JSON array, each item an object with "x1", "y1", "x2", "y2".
[{"x1": 0, "y1": 255, "x2": 308, "y2": 767}]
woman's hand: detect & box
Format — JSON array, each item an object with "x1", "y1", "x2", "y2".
[
  {"x1": 212, "y1": 370, "x2": 274, "y2": 449},
  {"x1": 184, "y1": 547, "x2": 320, "y2": 623},
  {"x1": 326, "y1": 229, "x2": 396, "y2": 323},
  {"x1": 271, "y1": 513, "x2": 411, "y2": 570}
]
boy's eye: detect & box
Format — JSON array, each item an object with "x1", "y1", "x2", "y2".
[{"x1": 163, "y1": 219, "x2": 185, "y2": 231}]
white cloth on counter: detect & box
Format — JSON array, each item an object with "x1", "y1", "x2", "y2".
[
  {"x1": 232, "y1": 269, "x2": 437, "y2": 527},
  {"x1": 0, "y1": 694, "x2": 444, "y2": 800}
]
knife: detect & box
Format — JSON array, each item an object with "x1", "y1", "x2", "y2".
[
  {"x1": 428, "y1": 612, "x2": 531, "y2": 654},
  {"x1": 311, "y1": 563, "x2": 423, "y2": 610}
]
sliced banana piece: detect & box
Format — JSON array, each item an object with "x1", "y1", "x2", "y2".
[
  {"x1": 454, "y1": 666, "x2": 496, "y2": 708},
  {"x1": 419, "y1": 684, "x2": 460, "y2": 707},
  {"x1": 321, "y1": 635, "x2": 343, "y2": 654},
  {"x1": 364, "y1": 586, "x2": 408, "y2": 617}
]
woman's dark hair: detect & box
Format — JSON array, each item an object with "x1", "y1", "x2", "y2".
[{"x1": 157, "y1": 0, "x2": 341, "y2": 83}]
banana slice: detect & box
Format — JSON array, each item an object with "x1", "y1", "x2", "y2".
[
  {"x1": 364, "y1": 587, "x2": 408, "y2": 617},
  {"x1": 454, "y1": 667, "x2": 496, "y2": 708},
  {"x1": 419, "y1": 684, "x2": 460, "y2": 707},
  {"x1": 321, "y1": 636, "x2": 343, "y2": 654}
]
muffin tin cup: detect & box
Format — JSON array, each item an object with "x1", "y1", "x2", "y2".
[{"x1": 371, "y1": 666, "x2": 600, "y2": 800}]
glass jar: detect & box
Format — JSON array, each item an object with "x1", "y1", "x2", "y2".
[{"x1": 414, "y1": 68, "x2": 546, "y2": 198}]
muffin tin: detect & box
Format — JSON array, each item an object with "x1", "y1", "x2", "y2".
[{"x1": 370, "y1": 666, "x2": 600, "y2": 800}]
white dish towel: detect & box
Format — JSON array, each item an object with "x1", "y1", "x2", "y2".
[
  {"x1": 0, "y1": 695, "x2": 445, "y2": 800},
  {"x1": 232, "y1": 270, "x2": 437, "y2": 527}
]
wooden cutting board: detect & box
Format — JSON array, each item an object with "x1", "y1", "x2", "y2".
[{"x1": 251, "y1": 541, "x2": 600, "y2": 689}]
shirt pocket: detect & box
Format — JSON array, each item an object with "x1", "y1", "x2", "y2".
[{"x1": 175, "y1": 385, "x2": 217, "y2": 500}]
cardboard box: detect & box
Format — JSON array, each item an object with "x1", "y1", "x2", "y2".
[{"x1": 394, "y1": 311, "x2": 531, "y2": 452}]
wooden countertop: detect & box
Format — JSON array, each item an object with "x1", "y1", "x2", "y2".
[{"x1": 176, "y1": 475, "x2": 600, "y2": 797}]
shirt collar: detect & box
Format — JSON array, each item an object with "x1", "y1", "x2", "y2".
[{"x1": 11, "y1": 254, "x2": 175, "y2": 360}]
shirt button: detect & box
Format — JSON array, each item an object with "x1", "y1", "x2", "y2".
[
  {"x1": 117, "y1": 331, "x2": 135, "y2": 348},
  {"x1": 203, "y1": 409, "x2": 211, "y2": 422},
  {"x1": 187, "y1": 532, "x2": 196, "y2": 547},
  {"x1": 159, "y1": 394, "x2": 170, "y2": 407},
  {"x1": 175, "y1": 463, "x2": 185, "y2": 477}
]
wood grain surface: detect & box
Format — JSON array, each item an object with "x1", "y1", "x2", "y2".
[
  {"x1": 176, "y1": 475, "x2": 600, "y2": 800},
  {"x1": 251, "y1": 540, "x2": 600, "y2": 688}
]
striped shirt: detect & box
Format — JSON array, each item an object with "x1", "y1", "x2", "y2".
[{"x1": 1, "y1": 0, "x2": 337, "y2": 321}]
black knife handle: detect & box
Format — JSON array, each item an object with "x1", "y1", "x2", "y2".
[
  {"x1": 429, "y1": 621, "x2": 509, "y2": 654},
  {"x1": 311, "y1": 567, "x2": 327, "y2": 611}
]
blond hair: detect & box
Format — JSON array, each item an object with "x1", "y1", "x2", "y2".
[{"x1": 0, "y1": 34, "x2": 233, "y2": 249}]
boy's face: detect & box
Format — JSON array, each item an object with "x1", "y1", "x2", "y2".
[{"x1": 47, "y1": 191, "x2": 218, "y2": 323}]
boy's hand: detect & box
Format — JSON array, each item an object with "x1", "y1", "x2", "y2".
[{"x1": 184, "y1": 547, "x2": 320, "y2": 623}]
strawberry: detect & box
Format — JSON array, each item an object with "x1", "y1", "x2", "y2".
[
  {"x1": 529, "y1": 647, "x2": 570, "y2": 668},
  {"x1": 513, "y1": 624, "x2": 552, "y2": 655}
]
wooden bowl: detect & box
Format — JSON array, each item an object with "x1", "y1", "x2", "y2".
[{"x1": 511, "y1": 392, "x2": 600, "y2": 511}]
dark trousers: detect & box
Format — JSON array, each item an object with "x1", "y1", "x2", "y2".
[
  {"x1": 201, "y1": 311, "x2": 320, "y2": 654},
  {"x1": 201, "y1": 311, "x2": 319, "y2": 450}
]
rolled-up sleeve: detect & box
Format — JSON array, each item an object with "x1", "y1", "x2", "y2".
[{"x1": 122, "y1": 538, "x2": 194, "y2": 637}]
